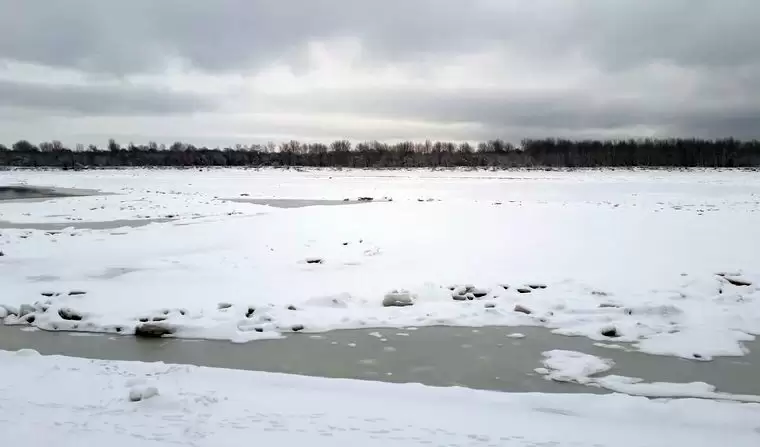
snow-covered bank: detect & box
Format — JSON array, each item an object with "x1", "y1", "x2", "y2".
[
  {"x1": 2, "y1": 169, "x2": 760, "y2": 359},
  {"x1": 1, "y1": 349, "x2": 759, "y2": 447}
]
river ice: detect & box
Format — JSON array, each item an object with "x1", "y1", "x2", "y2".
[{"x1": 1, "y1": 168, "x2": 759, "y2": 360}]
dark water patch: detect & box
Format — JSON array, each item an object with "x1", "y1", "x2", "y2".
[
  {"x1": 0, "y1": 186, "x2": 100, "y2": 201},
  {"x1": 0, "y1": 218, "x2": 170, "y2": 230},
  {"x1": 227, "y1": 198, "x2": 383, "y2": 208},
  {"x1": 0, "y1": 325, "x2": 757, "y2": 396},
  {"x1": 88, "y1": 267, "x2": 142, "y2": 280},
  {"x1": 25, "y1": 275, "x2": 61, "y2": 282}
]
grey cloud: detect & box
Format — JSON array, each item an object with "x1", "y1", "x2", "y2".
[
  {"x1": 1, "y1": 1, "x2": 480, "y2": 74},
  {"x1": 0, "y1": 80, "x2": 215, "y2": 115},
  {"x1": 571, "y1": 0, "x2": 760, "y2": 70},
  {"x1": 1, "y1": 0, "x2": 760, "y2": 141},
  {"x1": 256, "y1": 77, "x2": 760, "y2": 139},
  {"x1": 661, "y1": 112, "x2": 760, "y2": 140},
  {"x1": 2, "y1": 1, "x2": 759, "y2": 74},
  {"x1": 2, "y1": 0, "x2": 501, "y2": 74}
]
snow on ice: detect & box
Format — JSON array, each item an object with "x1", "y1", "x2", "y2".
[
  {"x1": 537, "y1": 349, "x2": 760, "y2": 403},
  {"x1": 2, "y1": 169, "x2": 760, "y2": 360},
  {"x1": 1, "y1": 349, "x2": 759, "y2": 447},
  {"x1": 538, "y1": 349, "x2": 615, "y2": 384}
]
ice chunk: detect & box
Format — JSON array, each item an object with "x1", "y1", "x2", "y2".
[
  {"x1": 128, "y1": 386, "x2": 159, "y2": 402},
  {"x1": 382, "y1": 290, "x2": 415, "y2": 307},
  {"x1": 540, "y1": 350, "x2": 614, "y2": 384}
]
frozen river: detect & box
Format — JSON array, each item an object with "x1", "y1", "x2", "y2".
[{"x1": 2, "y1": 168, "x2": 760, "y2": 399}]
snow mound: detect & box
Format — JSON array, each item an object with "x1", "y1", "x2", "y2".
[
  {"x1": 14, "y1": 349, "x2": 41, "y2": 357},
  {"x1": 128, "y1": 385, "x2": 159, "y2": 402},
  {"x1": 539, "y1": 350, "x2": 615, "y2": 384}
]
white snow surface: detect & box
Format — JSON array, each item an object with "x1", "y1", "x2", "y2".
[
  {"x1": 1, "y1": 349, "x2": 759, "y2": 447},
  {"x1": 540, "y1": 349, "x2": 615, "y2": 384},
  {"x1": 2, "y1": 168, "x2": 760, "y2": 358},
  {"x1": 538, "y1": 350, "x2": 760, "y2": 403}
]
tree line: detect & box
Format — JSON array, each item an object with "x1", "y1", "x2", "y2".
[{"x1": 1, "y1": 138, "x2": 760, "y2": 168}]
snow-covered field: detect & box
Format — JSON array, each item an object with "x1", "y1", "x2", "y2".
[
  {"x1": 2, "y1": 349, "x2": 759, "y2": 446},
  {"x1": 2, "y1": 168, "x2": 760, "y2": 360}
]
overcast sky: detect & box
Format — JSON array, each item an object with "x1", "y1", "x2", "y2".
[{"x1": 1, "y1": 0, "x2": 759, "y2": 147}]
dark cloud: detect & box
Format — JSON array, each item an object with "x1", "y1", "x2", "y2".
[
  {"x1": 256, "y1": 74, "x2": 760, "y2": 138},
  {"x1": 572, "y1": 0, "x2": 760, "y2": 70},
  {"x1": 0, "y1": 80, "x2": 215, "y2": 115}
]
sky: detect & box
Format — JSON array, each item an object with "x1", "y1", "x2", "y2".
[{"x1": 1, "y1": 0, "x2": 759, "y2": 147}]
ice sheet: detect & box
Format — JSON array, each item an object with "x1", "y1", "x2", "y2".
[{"x1": 2, "y1": 168, "x2": 759, "y2": 360}]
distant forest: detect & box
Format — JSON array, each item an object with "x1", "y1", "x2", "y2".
[{"x1": 2, "y1": 138, "x2": 760, "y2": 168}]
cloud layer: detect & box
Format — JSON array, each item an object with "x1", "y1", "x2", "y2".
[{"x1": 1, "y1": 0, "x2": 759, "y2": 145}]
